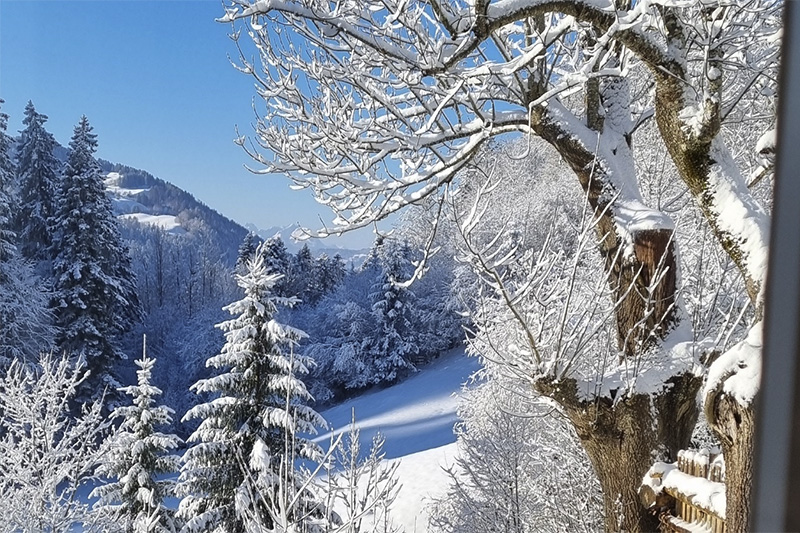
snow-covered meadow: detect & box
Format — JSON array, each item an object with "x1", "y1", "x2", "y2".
[{"x1": 316, "y1": 347, "x2": 481, "y2": 532}]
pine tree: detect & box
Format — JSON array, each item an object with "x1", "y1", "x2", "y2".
[
  {"x1": 254, "y1": 235, "x2": 290, "y2": 297},
  {"x1": 178, "y1": 241, "x2": 324, "y2": 532},
  {"x1": 369, "y1": 239, "x2": 418, "y2": 382},
  {"x1": 0, "y1": 100, "x2": 54, "y2": 367},
  {"x1": 261, "y1": 236, "x2": 290, "y2": 278},
  {"x1": 316, "y1": 253, "x2": 346, "y2": 297},
  {"x1": 235, "y1": 232, "x2": 260, "y2": 275},
  {"x1": 14, "y1": 101, "x2": 60, "y2": 263},
  {"x1": 91, "y1": 337, "x2": 182, "y2": 533},
  {"x1": 0, "y1": 99, "x2": 15, "y2": 265},
  {"x1": 50, "y1": 116, "x2": 140, "y2": 403},
  {"x1": 286, "y1": 243, "x2": 315, "y2": 304}
]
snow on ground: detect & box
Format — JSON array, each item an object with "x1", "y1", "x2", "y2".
[
  {"x1": 104, "y1": 172, "x2": 151, "y2": 196},
  {"x1": 316, "y1": 346, "x2": 481, "y2": 532},
  {"x1": 384, "y1": 443, "x2": 460, "y2": 533},
  {"x1": 317, "y1": 347, "x2": 480, "y2": 458},
  {"x1": 111, "y1": 196, "x2": 149, "y2": 214},
  {"x1": 118, "y1": 213, "x2": 187, "y2": 235}
]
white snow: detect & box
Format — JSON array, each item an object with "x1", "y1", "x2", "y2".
[
  {"x1": 575, "y1": 321, "x2": 709, "y2": 401},
  {"x1": 119, "y1": 213, "x2": 186, "y2": 235},
  {"x1": 317, "y1": 346, "x2": 480, "y2": 459},
  {"x1": 756, "y1": 128, "x2": 776, "y2": 154},
  {"x1": 316, "y1": 346, "x2": 481, "y2": 531},
  {"x1": 706, "y1": 139, "x2": 770, "y2": 297},
  {"x1": 111, "y1": 197, "x2": 149, "y2": 215},
  {"x1": 104, "y1": 172, "x2": 151, "y2": 196},
  {"x1": 666, "y1": 516, "x2": 713, "y2": 533},
  {"x1": 642, "y1": 460, "x2": 726, "y2": 519},
  {"x1": 704, "y1": 322, "x2": 762, "y2": 407},
  {"x1": 76, "y1": 347, "x2": 480, "y2": 531}
]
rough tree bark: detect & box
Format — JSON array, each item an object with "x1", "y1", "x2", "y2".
[
  {"x1": 537, "y1": 372, "x2": 701, "y2": 532},
  {"x1": 645, "y1": 7, "x2": 769, "y2": 528},
  {"x1": 705, "y1": 381, "x2": 756, "y2": 533}
]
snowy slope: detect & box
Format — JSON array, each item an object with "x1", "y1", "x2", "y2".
[
  {"x1": 316, "y1": 346, "x2": 481, "y2": 532},
  {"x1": 118, "y1": 213, "x2": 187, "y2": 235}
]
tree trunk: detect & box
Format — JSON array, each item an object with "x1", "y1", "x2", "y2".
[
  {"x1": 706, "y1": 392, "x2": 755, "y2": 533},
  {"x1": 537, "y1": 372, "x2": 701, "y2": 532},
  {"x1": 529, "y1": 101, "x2": 695, "y2": 532}
]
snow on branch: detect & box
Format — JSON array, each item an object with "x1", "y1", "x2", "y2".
[
  {"x1": 704, "y1": 321, "x2": 762, "y2": 411},
  {"x1": 219, "y1": 0, "x2": 688, "y2": 238}
]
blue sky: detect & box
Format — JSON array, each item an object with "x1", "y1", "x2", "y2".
[{"x1": 0, "y1": 0, "x2": 375, "y2": 249}]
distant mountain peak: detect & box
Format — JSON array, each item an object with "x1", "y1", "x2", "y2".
[{"x1": 245, "y1": 223, "x2": 368, "y2": 262}]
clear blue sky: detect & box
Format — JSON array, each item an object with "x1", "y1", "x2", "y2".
[{"x1": 0, "y1": 0, "x2": 375, "y2": 249}]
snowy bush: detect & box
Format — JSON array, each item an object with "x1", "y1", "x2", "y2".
[
  {"x1": 0, "y1": 352, "x2": 111, "y2": 532},
  {"x1": 428, "y1": 374, "x2": 603, "y2": 533}
]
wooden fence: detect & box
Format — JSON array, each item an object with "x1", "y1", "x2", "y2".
[{"x1": 641, "y1": 448, "x2": 726, "y2": 533}]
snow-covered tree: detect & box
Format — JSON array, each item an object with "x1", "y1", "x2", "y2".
[
  {"x1": 313, "y1": 253, "x2": 346, "y2": 303},
  {"x1": 178, "y1": 241, "x2": 325, "y2": 532},
  {"x1": 320, "y1": 421, "x2": 400, "y2": 533},
  {"x1": 14, "y1": 101, "x2": 60, "y2": 264},
  {"x1": 260, "y1": 235, "x2": 291, "y2": 296},
  {"x1": 241, "y1": 413, "x2": 401, "y2": 533},
  {"x1": 300, "y1": 265, "x2": 379, "y2": 398},
  {"x1": 369, "y1": 239, "x2": 419, "y2": 383},
  {"x1": 0, "y1": 256, "x2": 55, "y2": 367},
  {"x1": 51, "y1": 116, "x2": 140, "y2": 403},
  {"x1": 221, "y1": 0, "x2": 779, "y2": 528},
  {"x1": 236, "y1": 232, "x2": 261, "y2": 275},
  {"x1": 428, "y1": 371, "x2": 602, "y2": 533},
  {"x1": 0, "y1": 352, "x2": 110, "y2": 532},
  {"x1": 0, "y1": 99, "x2": 14, "y2": 266},
  {"x1": 286, "y1": 243, "x2": 316, "y2": 305},
  {"x1": 308, "y1": 303, "x2": 377, "y2": 397},
  {"x1": 92, "y1": 337, "x2": 182, "y2": 533},
  {"x1": 0, "y1": 99, "x2": 55, "y2": 367}
]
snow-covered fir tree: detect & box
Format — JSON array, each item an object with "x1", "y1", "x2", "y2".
[
  {"x1": 369, "y1": 239, "x2": 419, "y2": 383},
  {"x1": 260, "y1": 235, "x2": 290, "y2": 296},
  {"x1": 92, "y1": 337, "x2": 182, "y2": 533},
  {"x1": 235, "y1": 231, "x2": 260, "y2": 275},
  {"x1": 0, "y1": 99, "x2": 14, "y2": 266},
  {"x1": 287, "y1": 243, "x2": 316, "y2": 305},
  {"x1": 311, "y1": 253, "x2": 345, "y2": 305},
  {"x1": 14, "y1": 101, "x2": 60, "y2": 264},
  {"x1": 0, "y1": 99, "x2": 54, "y2": 367},
  {"x1": 178, "y1": 241, "x2": 325, "y2": 532},
  {"x1": 50, "y1": 116, "x2": 140, "y2": 403}
]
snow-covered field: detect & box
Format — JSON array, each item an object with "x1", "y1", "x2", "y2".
[
  {"x1": 118, "y1": 213, "x2": 186, "y2": 235},
  {"x1": 317, "y1": 347, "x2": 481, "y2": 532}
]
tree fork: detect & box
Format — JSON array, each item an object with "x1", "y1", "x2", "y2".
[{"x1": 536, "y1": 372, "x2": 701, "y2": 532}]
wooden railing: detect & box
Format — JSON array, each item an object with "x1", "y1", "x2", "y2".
[{"x1": 641, "y1": 448, "x2": 726, "y2": 533}]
